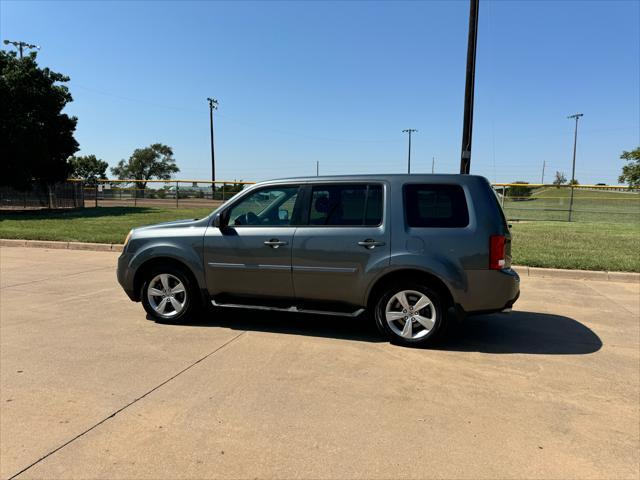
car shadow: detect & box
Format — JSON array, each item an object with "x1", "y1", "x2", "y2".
[
  {"x1": 158, "y1": 309, "x2": 602, "y2": 355},
  {"x1": 436, "y1": 311, "x2": 602, "y2": 355},
  {"x1": 180, "y1": 309, "x2": 385, "y2": 343}
]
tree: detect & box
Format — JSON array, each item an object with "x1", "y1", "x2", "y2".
[
  {"x1": 111, "y1": 143, "x2": 179, "y2": 190},
  {"x1": 553, "y1": 171, "x2": 567, "y2": 187},
  {"x1": 508, "y1": 181, "x2": 533, "y2": 200},
  {"x1": 68, "y1": 154, "x2": 108, "y2": 184},
  {"x1": 568, "y1": 178, "x2": 579, "y2": 186},
  {"x1": 0, "y1": 50, "x2": 79, "y2": 189},
  {"x1": 618, "y1": 147, "x2": 640, "y2": 187}
]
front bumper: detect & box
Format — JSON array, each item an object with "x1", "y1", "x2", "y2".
[{"x1": 117, "y1": 252, "x2": 138, "y2": 301}]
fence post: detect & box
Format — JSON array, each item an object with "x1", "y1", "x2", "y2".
[
  {"x1": 134, "y1": 186, "x2": 137, "y2": 207},
  {"x1": 501, "y1": 186, "x2": 506, "y2": 209},
  {"x1": 222, "y1": 183, "x2": 225, "y2": 202},
  {"x1": 176, "y1": 181, "x2": 179, "y2": 208},
  {"x1": 95, "y1": 184, "x2": 98, "y2": 208}
]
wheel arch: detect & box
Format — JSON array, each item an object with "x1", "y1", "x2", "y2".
[
  {"x1": 133, "y1": 256, "x2": 201, "y2": 302},
  {"x1": 366, "y1": 268, "x2": 455, "y2": 311}
]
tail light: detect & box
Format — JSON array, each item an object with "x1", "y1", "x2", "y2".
[{"x1": 489, "y1": 235, "x2": 506, "y2": 270}]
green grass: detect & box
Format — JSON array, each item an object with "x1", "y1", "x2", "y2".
[
  {"x1": 0, "y1": 206, "x2": 214, "y2": 244},
  {"x1": 510, "y1": 221, "x2": 640, "y2": 272},
  {"x1": 500, "y1": 187, "x2": 639, "y2": 223},
  {"x1": 1, "y1": 205, "x2": 639, "y2": 272}
]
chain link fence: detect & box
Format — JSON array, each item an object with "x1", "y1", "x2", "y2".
[
  {"x1": 2, "y1": 179, "x2": 638, "y2": 225},
  {"x1": 493, "y1": 183, "x2": 639, "y2": 223},
  {"x1": 77, "y1": 179, "x2": 254, "y2": 209},
  {"x1": 0, "y1": 182, "x2": 83, "y2": 209}
]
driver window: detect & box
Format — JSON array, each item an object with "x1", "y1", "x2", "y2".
[{"x1": 227, "y1": 186, "x2": 299, "y2": 226}]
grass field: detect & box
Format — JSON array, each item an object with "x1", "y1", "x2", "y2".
[
  {"x1": 509, "y1": 221, "x2": 639, "y2": 272},
  {"x1": 1, "y1": 202, "x2": 639, "y2": 272},
  {"x1": 0, "y1": 206, "x2": 215, "y2": 244}
]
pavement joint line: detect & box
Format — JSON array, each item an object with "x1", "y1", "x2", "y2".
[
  {"x1": 0, "y1": 266, "x2": 114, "y2": 290},
  {"x1": 581, "y1": 281, "x2": 638, "y2": 318},
  {"x1": 7, "y1": 331, "x2": 247, "y2": 480}
]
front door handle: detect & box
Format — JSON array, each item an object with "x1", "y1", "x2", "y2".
[
  {"x1": 358, "y1": 239, "x2": 386, "y2": 249},
  {"x1": 264, "y1": 239, "x2": 288, "y2": 249}
]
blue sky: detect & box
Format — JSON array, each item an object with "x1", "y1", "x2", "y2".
[{"x1": 1, "y1": 0, "x2": 638, "y2": 184}]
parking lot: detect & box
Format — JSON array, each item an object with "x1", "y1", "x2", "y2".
[{"x1": 1, "y1": 246, "x2": 638, "y2": 479}]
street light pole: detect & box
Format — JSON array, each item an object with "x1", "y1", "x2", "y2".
[
  {"x1": 207, "y1": 97, "x2": 218, "y2": 198},
  {"x1": 3, "y1": 39, "x2": 40, "y2": 58},
  {"x1": 402, "y1": 129, "x2": 417, "y2": 174},
  {"x1": 567, "y1": 113, "x2": 583, "y2": 222}
]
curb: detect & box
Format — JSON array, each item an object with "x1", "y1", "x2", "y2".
[
  {"x1": 0, "y1": 238, "x2": 123, "y2": 253},
  {"x1": 1, "y1": 239, "x2": 638, "y2": 283},
  {"x1": 512, "y1": 265, "x2": 639, "y2": 283}
]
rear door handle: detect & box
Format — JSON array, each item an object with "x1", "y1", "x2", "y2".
[
  {"x1": 264, "y1": 239, "x2": 288, "y2": 249},
  {"x1": 358, "y1": 239, "x2": 386, "y2": 249}
]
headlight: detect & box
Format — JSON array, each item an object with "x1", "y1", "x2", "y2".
[{"x1": 123, "y1": 229, "x2": 133, "y2": 248}]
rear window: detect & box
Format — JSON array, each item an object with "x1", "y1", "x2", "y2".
[
  {"x1": 309, "y1": 184, "x2": 383, "y2": 226},
  {"x1": 404, "y1": 184, "x2": 469, "y2": 228}
]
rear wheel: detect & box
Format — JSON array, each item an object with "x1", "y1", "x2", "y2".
[
  {"x1": 141, "y1": 266, "x2": 198, "y2": 322},
  {"x1": 374, "y1": 283, "x2": 445, "y2": 347}
]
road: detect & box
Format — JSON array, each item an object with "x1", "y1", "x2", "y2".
[{"x1": 1, "y1": 247, "x2": 638, "y2": 479}]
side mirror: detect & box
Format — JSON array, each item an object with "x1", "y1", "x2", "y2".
[{"x1": 213, "y1": 212, "x2": 228, "y2": 229}]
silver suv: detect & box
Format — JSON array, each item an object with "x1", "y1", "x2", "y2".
[{"x1": 117, "y1": 174, "x2": 519, "y2": 347}]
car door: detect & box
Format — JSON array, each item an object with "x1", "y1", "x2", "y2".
[
  {"x1": 203, "y1": 184, "x2": 302, "y2": 302},
  {"x1": 291, "y1": 183, "x2": 390, "y2": 308}
]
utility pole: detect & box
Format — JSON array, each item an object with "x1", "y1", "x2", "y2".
[
  {"x1": 207, "y1": 97, "x2": 218, "y2": 198},
  {"x1": 459, "y1": 0, "x2": 479, "y2": 174},
  {"x1": 541, "y1": 160, "x2": 546, "y2": 184},
  {"x1": 432, "y1": 157, "x2": 435, "y2": 174},
  {"x1": 3, "y1": 39, "x2": 40, "y2": 58},
  {"x1": 567, "y1": 113, "x2": 583, "y2": 222},
  {"x1": 402, "y1": 129, "x2": 417, "y2": 174},
  {"x1": 316, "y1": 161, "x2": 319, "y2": 176}
]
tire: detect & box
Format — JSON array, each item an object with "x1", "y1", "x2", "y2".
[
  {"x1": 140, "y1": 265, "x2": 198, "y2": 323},
  {"x1": 374, "y1": 283, "x2": 445, "y2": 347}
]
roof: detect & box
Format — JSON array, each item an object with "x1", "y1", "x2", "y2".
[{"x1": 261, "y1": 173, "x2": 488, "y2": 184}]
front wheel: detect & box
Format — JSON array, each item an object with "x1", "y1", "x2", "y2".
[
  {"x1": 374, "y1": 284, "x2": 445, "y2": 347},
  {"x1": 141, "y1": 266, "x2": 197, "y2": 322}
]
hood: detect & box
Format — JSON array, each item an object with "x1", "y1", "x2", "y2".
[{"x1": 135, "y1": 217, "x2": 209, "y2": 231}]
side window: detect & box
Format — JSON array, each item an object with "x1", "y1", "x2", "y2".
[
  {"x1": 227, "y1": 186, "x2": 299, "y2": 226},
  {"x1": 404, "y1": 184, "x2": 469, "y2": 228},
  {"x1": 309, "y1": 184, "x2": 383, "y2": 226}
]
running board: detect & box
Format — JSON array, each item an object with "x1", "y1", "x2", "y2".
[{"x1": 210, "y1": 299, "x2": 365, "y2": 318}]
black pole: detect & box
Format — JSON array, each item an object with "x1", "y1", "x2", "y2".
[
  {"x1": 407, "y1": 131, "x2": 412, "y2": 174},
  {"x1": 403, "y1": 129, "x2": 417, "y2": 174},
  {"x1": 567, "y1": 113, "x2": 583, "y2": 222},
  {"x1": 207, "y1": 98, "x2": 217, "y2": 199},
  {"x1": 460, "y1": 0, "x2": 479, "y2": 174}
]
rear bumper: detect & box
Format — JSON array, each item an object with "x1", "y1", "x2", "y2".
[{"x1": 457, "y1": 268, "x2": 520, "y2": 315}]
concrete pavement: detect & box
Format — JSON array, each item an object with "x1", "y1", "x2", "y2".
[{"x1": 1, "y1": 247, "x2": 638, "y2": 479}]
